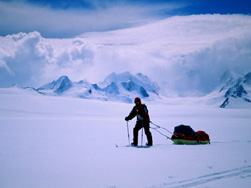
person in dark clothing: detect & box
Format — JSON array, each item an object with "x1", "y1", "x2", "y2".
[{"x1": 125, "y1": 97, "x2": 153, "y2": 146}]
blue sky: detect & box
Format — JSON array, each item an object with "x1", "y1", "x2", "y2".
[
  {"x1": 0, "y1": 0, "x2": 250, "y2": 38},
  {"x1": 26, "y1": 0, "x2": 251, "y2": 14}
]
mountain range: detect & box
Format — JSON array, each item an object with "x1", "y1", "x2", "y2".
[
  {"x1": 36, "y1": 72, "x2": 160, "y2": 103},
  {"x1": 21, "y1": 71, "x2": 251, "y2": 108}
]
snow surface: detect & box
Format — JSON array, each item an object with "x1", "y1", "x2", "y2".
[{"x1": 1, "y1": 88, "x2": 251, "y2": 188}]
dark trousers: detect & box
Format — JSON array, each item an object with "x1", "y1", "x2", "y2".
[{"x1": 133, "y1": 120, "x2": 153, "y2": 146}]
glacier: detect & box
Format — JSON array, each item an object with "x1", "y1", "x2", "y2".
[{"x1": 0, "y1": 86, "x2": 251, "y2": 188}]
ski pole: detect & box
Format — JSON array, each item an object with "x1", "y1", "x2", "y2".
[
  {"x1": 126, "y1": 121, "x2": 130, "y2": 145},
  {"x1": 141, "y1": 120, "x2": 144, "y2": 146}
]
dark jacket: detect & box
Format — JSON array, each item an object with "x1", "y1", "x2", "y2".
[{"x1": 127, "y1": 104, "x2": 150, "y2": 121}]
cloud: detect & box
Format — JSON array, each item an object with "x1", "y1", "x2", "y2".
[
  {"x1": 0, "y1": 14, "x2": 251, "y2": 97},
  {"x1": 155, "y1": 37, "x2": 251, "y2": 96},
  {"x1": 0, "y1": 0, "x2": 185, "y2": 38}
]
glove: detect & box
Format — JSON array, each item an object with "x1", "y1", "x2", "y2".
[{"x1": 125, "y1": 116, "x2": 129, "y2": 121}]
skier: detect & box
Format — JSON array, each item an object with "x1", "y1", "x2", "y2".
[{"x1": 125, "y1": 97, "x2": 153, "y2": 146}]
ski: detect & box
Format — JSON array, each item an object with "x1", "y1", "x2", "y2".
[{"x1": 115, "y1": 144, "x2": 152, "y2": 148}]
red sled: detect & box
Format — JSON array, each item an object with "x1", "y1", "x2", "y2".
[{"x1": 171, "y1": 125, "x2": 210, "y2": 144}]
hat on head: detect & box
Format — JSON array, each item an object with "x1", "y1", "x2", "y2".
[{"x1": 134, "y1": 97, "x2": 141, "y2": 103}]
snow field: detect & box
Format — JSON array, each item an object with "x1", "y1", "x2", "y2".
[{"x1": 0, "y1": 88, "x2": 251, "y2": 188}]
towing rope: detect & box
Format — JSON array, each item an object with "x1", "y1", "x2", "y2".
[{"x1": 150, "y1": 121, "x2": 173, "y2": 140}]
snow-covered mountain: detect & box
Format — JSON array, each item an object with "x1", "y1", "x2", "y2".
[
  {"x1": 219, "y1": 71, "x2": 251, "y2": 108},
  {"x1": 37, "y1": 72, "x2": 160, "y2": 103},
  {"x1": 24, "y1": 70, "x2": 251, "y2": 108},
  {"x1": 38, "y1": 76, "x2": 73, "y2": 94}
]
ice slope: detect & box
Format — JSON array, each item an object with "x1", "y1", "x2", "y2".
[{"x1": 0, "y1": 88, "x2": 251, "y2": 188}]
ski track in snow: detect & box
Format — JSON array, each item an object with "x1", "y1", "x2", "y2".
[{"x1": 150, "y1": 165, "x2": 251, "y2": 188}]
